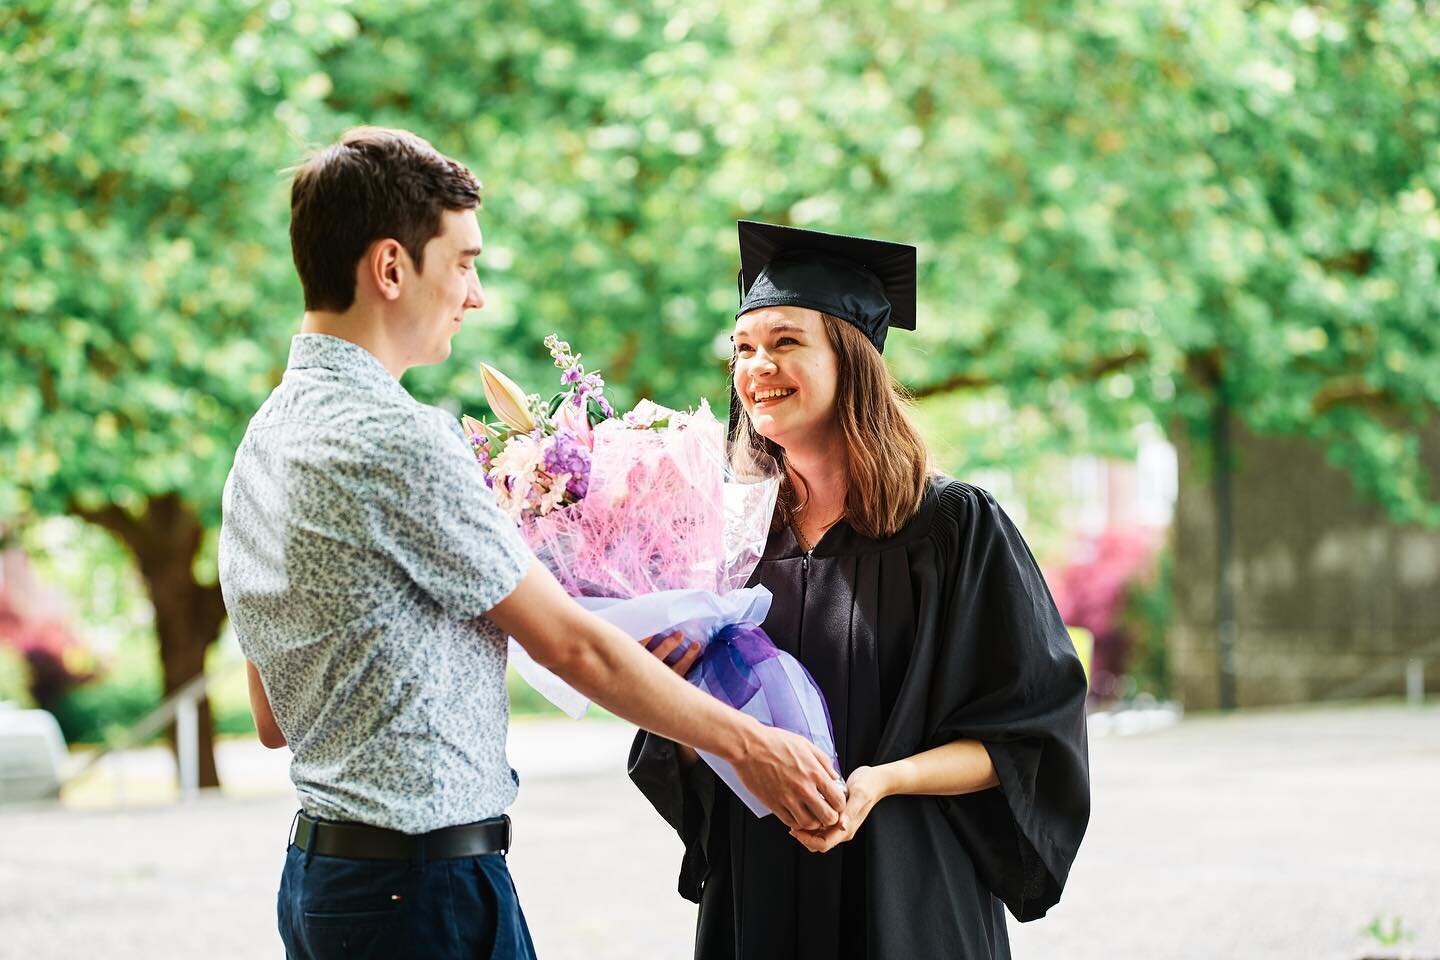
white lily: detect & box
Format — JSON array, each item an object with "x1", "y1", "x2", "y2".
[
  {"x1": 480, "y1": 362, "x2": 537, "y2": 433},
  {"x1": 460, "y1": 415, "x2": 488, "y2": 440}
]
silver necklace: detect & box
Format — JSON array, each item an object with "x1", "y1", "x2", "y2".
[{"x1": 793, "y1": 510, "x2": 844, "y2": 553}]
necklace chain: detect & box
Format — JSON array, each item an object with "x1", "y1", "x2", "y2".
[{"x1": 793, "y1": 510, "x2": 845, "y2": 553}]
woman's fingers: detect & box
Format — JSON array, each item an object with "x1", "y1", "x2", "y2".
[
  {"x1": 644, "y1": 630, "x2": 687, "y2": 665},
  {"x1": 790, "y1": 824, "x2": 846, "y2": 854},
  {"x1": 672, "y1": 641, "x2": 702, "y2": 676},
  {"x1": 644, "y1": 629, "x2": 680, "y2": 656},
  {"x1": 642, "y1": 629, "x2": 699, "y2": 675}
]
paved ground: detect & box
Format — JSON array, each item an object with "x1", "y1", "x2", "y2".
[{"x1": 1, "y1": 703, "x2": 1436, "y2": 959}]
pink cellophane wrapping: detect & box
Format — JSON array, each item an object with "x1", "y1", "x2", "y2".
[
  {"x1": 502, "y1": 402, "x2": 838, "y2": 819},
  {"x1": 518, "y1": 403, "x2": 776, "y2": 598}
]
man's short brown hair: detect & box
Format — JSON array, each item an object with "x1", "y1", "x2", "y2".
[{"x1": 289, "y1": 127, "x2": 482, "y2": 312}]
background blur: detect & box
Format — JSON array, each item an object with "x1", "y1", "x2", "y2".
[{"x1": 2, "y1": 0, "x2": 1437, "y2": 957}]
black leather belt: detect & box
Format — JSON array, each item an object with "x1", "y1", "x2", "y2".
[{"x1": 291, "y1": 812, "x2": 512, "y2": 860}]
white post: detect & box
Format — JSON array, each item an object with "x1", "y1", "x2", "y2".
[
  {"x1": 114, "y1": 749, "x2": 127, "y2": 808},
  {"x1": 1406, "y1": 659, "x2": 1424, "y2": 707},
  {"x1": 176, "y1": 693, "x2": 199, "y2": 801}
]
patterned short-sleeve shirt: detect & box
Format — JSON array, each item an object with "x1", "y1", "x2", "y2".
[{"x1": 219, "y1": 333, "x2": 531, "y2": 833}]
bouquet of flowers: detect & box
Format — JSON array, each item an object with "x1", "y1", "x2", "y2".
[{"x1": 464, "y1": 336, "x2": 837, "y2": 818}]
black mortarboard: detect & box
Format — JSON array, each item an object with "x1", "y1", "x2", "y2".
[{"x1": 736, "y1": 220, "x2": 916, "y2": 353}]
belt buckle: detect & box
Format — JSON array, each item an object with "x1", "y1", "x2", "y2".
[{"x1": 501, "y1": 814, "x2": 512, "y2": 854}]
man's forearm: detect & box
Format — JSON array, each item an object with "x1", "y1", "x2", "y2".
[
  {"x1": 245, "y1": 659, "x2": 287, "y2": 749},
  {"x1": 490, "y1": 562, "x2": 844, "y2": 830},
  {"x1": 488, "y1": 561, "x2": 761, "y2": 763},
  {"x1": 539, "y1": 612, "x2": 763, "y2": 765}
]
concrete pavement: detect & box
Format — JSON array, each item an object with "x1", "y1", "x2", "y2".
[{"x1": 1, "y1": 703, "x2": 1436, "y2": 959}]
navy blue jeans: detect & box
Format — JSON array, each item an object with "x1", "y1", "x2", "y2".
[{"x1": 278, "y1": 837, "x2": 538, "y2": 959}]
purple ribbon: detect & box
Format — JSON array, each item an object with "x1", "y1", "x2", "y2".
[{"x1": 691, "y1": 621, "x2": 839, "y2": 773}]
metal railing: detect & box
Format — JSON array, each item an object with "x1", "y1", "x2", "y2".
[
  {"x1": 1319, "y1": 640, "x2": 1438, "y2": 706},
  {"x1": 65, "y1": 667, "x2": 225, "y2": 802}
]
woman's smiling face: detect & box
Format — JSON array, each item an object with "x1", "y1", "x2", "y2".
[{"x1": 732, "y1": 306, "x2": 839, "y2": 450}]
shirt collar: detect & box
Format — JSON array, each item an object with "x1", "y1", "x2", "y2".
[{"x1": 286, "y1": 334, "x2": 413, "y2": 401}]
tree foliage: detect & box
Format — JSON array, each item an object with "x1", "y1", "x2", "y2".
[
  {"x1": 2, "y1": 0, "x2": 1438, "y2": 762},
  {"x1": 6, "y1": 0, "x2": 1438, "y2": 521}
]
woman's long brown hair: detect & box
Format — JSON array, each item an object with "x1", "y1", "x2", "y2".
[{"x1": 730, "y1": 312, "x2": 933, "y2": 539}]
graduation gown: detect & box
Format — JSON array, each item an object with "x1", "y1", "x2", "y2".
[{"x1": 628, "y1": 478, "x2": 1090, "y2": 959}]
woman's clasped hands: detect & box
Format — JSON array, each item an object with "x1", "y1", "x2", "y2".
[{"x1": 788, "y1": 764, "x2": 889, "y2": 854}]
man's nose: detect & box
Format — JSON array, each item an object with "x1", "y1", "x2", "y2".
[{"x1": 465, "y1": 276, "x2": 485, "y2": 311}]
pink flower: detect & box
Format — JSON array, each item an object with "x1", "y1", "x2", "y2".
[
  {"x1": 553, "y1": 398, "x2": 594, "y2": 448},
  {"x1": 536, "y1": 474, "x2": 572, "y2": 515}
]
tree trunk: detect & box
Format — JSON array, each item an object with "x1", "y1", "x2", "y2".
[
  {"x1": 1212, "y1": 395, "x2": 1239, "y2": 712},
  {"x1": 76, "y1": 494, "x2": 227, "y2": 789}
]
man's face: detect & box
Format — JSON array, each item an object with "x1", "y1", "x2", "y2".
[{"x1": 395, "y1": 207, "x2": 485, "y2": 367}]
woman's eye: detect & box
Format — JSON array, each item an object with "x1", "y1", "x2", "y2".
[
  {"x1": 735, "y1": 343, "x2": 754, "y2": 354},
  {"x1": 776, "y1": 337, "x2": 797, "y2": 346}
]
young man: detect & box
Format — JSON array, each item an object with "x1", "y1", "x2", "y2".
[{"x1": 218, "y1": 127, "x2": 843, "y2": 959}]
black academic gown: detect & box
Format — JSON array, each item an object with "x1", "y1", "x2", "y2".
[{"x1": 628, "y1": 478, "x2": 1090, "y2": 959}]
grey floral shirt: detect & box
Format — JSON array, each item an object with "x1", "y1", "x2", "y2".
[{"x1": 219, "y1": 334, "x2": 531, "y2": 833}]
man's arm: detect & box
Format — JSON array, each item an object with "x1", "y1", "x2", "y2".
[
  {"x1": 246, "y1": 660, "x2": 287, "y2": 749},
  {"x1": 488, "y1": 560, "x2": 845, "y2": 832}
]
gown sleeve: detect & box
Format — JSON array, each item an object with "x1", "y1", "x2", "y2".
[
  {"x1": 627, "y1": 730, "x2": 718, "y2": 903},
  {"x1": 927, "y1": 481, "x2": 1091, "y2": 922}
]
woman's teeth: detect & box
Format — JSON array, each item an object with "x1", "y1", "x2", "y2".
[{"x1": 754, "y1": 388, "x2": 795, "y2": 403}]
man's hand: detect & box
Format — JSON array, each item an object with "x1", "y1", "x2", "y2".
[
  {"x1": 789, "y1": 764, "x2": 890, "y2": 854},
  {"x1": 643, "y1": 629, "x2": 701, "y2": 677},
  {"x1": 733, "y1": 725, "x2": 846, "y2": 832},
  {"x1": 492, "y1": 561, "x2": 843, "y2": 827}
]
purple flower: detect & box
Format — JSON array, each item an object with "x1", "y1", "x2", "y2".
[
  {"x1": 541, "y1": 429, "x2": 592, "y2": 500},
  {"x1": 468, "y1": 433, "x2": 493, "y2": 469},
  {"x1": 575, "y1": 371, "x2": 616, "y2": 418}
]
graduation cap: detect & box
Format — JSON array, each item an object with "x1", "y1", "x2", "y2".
[{"x1": 736, "y1": 220, "x2": 917, "y2": 354}]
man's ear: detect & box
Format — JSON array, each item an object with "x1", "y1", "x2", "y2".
[{"x1": 364, "y1": 239, "x2": 405, "y2": 302}]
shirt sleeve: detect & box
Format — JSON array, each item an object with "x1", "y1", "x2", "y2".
[{"x1": 368, "y1": 407, "x2": 533, "y2": 620}]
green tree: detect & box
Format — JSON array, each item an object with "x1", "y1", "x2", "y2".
[
  {"x1": 1, "y1": 0, "x2": 353, "y2": 782},
  {"x1": 4, "y1": 0, "x2": 1438, "y2": 774},
  {"x1": 323, "y1": 0, "x2": 1440, "y2": 522}
]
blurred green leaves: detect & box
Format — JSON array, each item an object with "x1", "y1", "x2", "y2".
[
  {"x1": 2, "y1": 0, "x2": 346, "y2": 525},
  {"x1": 2, "y1": 0, "x2": 1438, "y2": 531}
]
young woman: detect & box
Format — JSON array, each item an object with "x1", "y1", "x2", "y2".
[{"x1": 630, "y1": 221, "x2": 1091, "y2": 959}]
